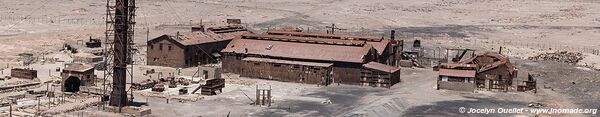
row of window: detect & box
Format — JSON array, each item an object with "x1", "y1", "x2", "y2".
[
  {"x1": 252, "y1": 62, "x2": 325, "y2": 74},
  {"x1": 149, "y1": 43, "x2": 173, "y2": 51}
]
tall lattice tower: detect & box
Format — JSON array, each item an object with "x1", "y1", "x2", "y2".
[{"x1": 104, "y1": 0, "x2": 136, "y2": 108}]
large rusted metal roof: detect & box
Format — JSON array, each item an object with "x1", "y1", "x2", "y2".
[
  {"x1": 460, "y1": 52, "x2": 515, "y2": 75},
  {"x1": 242, "y1": 33, "x2": 367, "y2": 46},
  {"x1": 439, "y1": 69, "x2": 476, "y2": 78},
  {"x1": 363, "y1": 62, "x2": 400, "y2": 73},
  {"x1": 149, "y1": 25, "x2": 250, "y2": 46},
  {"x1": 266, "y1": 31, "x2": 390, "y2": 55},
  {"x1": 266, "y1": 31, "x2": 383, "y2": 42},
  {"x1": 222, "y1": 36, "x2": 374, "y2": 63},
  {"x1": 169, "y1": 31, "x2": 236, "y2": 46},
  {"x1": 207, "y1": 25, "x2": 248, "y2": 34},
  {"x1": 242, "y1": 57, "x2": 333, "y2": 67},
  {"x1": 367, "y1": 40, "x2": 390, "y2": 55},
  {"x1": 439, "y1": 63, "x2": 477, "y2": 69}
]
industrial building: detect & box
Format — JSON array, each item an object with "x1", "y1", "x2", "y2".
[
  {"x1": 221, "y1": 31, "x2": 402, "y2": 87},
  {"x1": 462, "y1": 52, "x2": 518, "y2": 91},
  {"x1": 436, "y1": 63, "x2": 477, "y2": 91},
  {"x1": 10, "y1": 68, "x2": 37, "y2": 79},
  {"x1": 437, "y1": 52, "x2": 518, "y2": 92},
  {"x1": 361, "y1": 62, "x2": 401, "y2": 88},
  {"x1": 266, "y1": 30, "x2": 403, "y2": 66},
  {"x1": 61, "y1": 63, "x2": 96, "y2": 92},
  {"x1": 146, "y1": 25, "x2": 250, "y2": 68}
]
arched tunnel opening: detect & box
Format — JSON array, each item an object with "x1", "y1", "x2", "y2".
[{"x1": 64, "y1": 76, "x2": 81, "y2": 92}]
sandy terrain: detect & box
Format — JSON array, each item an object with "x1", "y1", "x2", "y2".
[{"x1": 1, "y1": 0, "x2": 599, "y2": 116}]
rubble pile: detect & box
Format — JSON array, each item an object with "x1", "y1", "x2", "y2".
[{"x1": 529, "y1": 51, "x2": 584, "y2": 64}]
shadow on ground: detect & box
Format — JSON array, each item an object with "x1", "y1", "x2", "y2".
[
  {"x1": 403, "y1": 96, "x2": 528, "y2": 117},
  {"x1": 252, "y1": 85, "x2": 386, "y2": 116}
]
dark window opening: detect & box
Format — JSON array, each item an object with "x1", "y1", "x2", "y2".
[
  {"x1": 203, "y1": 70, "x2": 209, "y2": 79},
  {"x1": 313, "y1": 68, "x2": 320, "y2": 73},
  {"x1": 159, "y1": 44, "x2": 163, "y2": 50},
  {"x1": 168, "y1": 45, "x2": 172, "y2": 51},
  {"x1": 149, "y1": 44, "x2": 154, "y2": 50}
]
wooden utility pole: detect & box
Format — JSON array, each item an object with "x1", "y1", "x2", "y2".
[
  {"x1": 146, "y1": 28, "x2": 149, "y2": 43},
  {"x1": 37, "y1": 97, "x2": 40, "y2": 116},
  {"x1": 9, "y1": 98, "x2": 13, "y2": 117},
  {"x1": 325, "y1": 24, "x2": 346, "y2": 34}
]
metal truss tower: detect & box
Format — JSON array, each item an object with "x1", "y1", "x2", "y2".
[{"x1": 104, "y1": 0, "x2": 136, "y2": 108}]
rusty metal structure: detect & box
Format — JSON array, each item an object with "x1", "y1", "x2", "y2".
[
  {"x1": 241, "y1": 57, "x2": 333, "y2": 85},
  {"x1": 104, "y1": 0, "x2": 136, "y2": 108},
  {"x1": 131, "y1": 79, "x2": 156, "y2": 90},
  {"x1": 361, "y1": 62, "x2": 401, "y2": 88},
  {"x1": 199, "y1": 78, "x2": 225, "y2": 95},
  {"x1": 325, "y1": 24, "x2": 346, "y2": 34},
  {"x1": 266, "y1": 30, "x2": 403, "y2": 66},
  {"x1": 10, "y1": 68, "x2": 37, "y2": 79},
  {"x1": 221, "y1": 30, "x2": 401, "y2": 87},
  {"x1": 437, "y1": 51, "x2": 518, "y2": 92},
  {"x1": 86, "y1": 37, "x2": 102, "y2": 48},
  {"x1": 436, "y1": 63, "x2": 478, "y2": 91},
  {"x1": 461, "y1": 52, "x2": 517, "y2": 91},
  {"x1": 517, "y1": 73, "x2": 536, "y2": 92},
  {"x1": 146, "y1": 25, "x2": 249, "y2": 68}
]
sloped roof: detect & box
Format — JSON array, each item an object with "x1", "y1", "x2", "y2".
[
  {"x1": 64, "y1": 63, "x2": 94, "y2": 72},
  {"x1": 367, "y1": 39, "x2": 390, "y2": 54},
  {"x1": 266, "y1": 31, "x2": 383, "y2": 41},
  {"x1": 221, "y1": 36, "x2": 374, "y2": 63},
  {"x1": 363, "y1": 62, "x2": 400, "y2": 73},
  {"x1": 220, "y1": 31, "x2": 249, "y2": 41},
  {"x1": 460, "y1": 52, "x2": 515, "y2": 75},
  {"x1": 439, "y1": 63, "x2": 477, "y2": 69},
  {"x1": 266, "y1": 31, "x2": 390, "y2": 55},
  {"x1": 243, "y1": 33, "x2": 367, "y2": 46},
  {"x1": 439, "y1": 69, "x2": 476, "y2": 78},
  {"x1": 242, "y1": 57, "x2": 333, "y2": 67},
  {"x1": 207, "y1": 25, "x2": 247, "y2": 33},
  {"x1": 169, "y1": 31, "x2": 230, "y2": 46},
  {"x1": 149, "y1": 26, "x2": 250, "y2": 46}
]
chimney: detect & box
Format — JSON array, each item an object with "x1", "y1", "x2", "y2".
[
  {"x1": 390, "y1": 30, "x2": 395, "y2": 40},
  {"x1": 499, "y1": 46, "x2": 503, "y2": 54}
]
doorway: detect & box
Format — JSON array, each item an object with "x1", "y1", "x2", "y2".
[{"x1": 64, "y1": 76, "x2": 81, "y2": 92}]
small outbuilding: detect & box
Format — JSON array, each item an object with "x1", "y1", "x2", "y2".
[
  {"x1": 361, "y1": 62, "x2": 401, "y2": 88},
  {"x1": 10, "y1": 68, "x2": 37, "y2": 79},
  {"x1": 61, "y1": 63, "x2": 96, "y2": 92},
  {"x1": 436, "y1": 63, "x2": 477, "y2": 91}
]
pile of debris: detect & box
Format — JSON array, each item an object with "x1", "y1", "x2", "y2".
[{"x1": 528, "y1": 51, "x2": 584, "y2": 64}]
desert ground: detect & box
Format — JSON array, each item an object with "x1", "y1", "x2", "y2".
[{"x1": 0, "y1": 0, "x2": 599, "y2": 116}]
